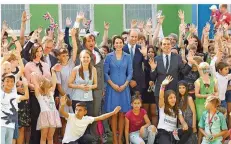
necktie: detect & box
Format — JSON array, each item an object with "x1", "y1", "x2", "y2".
[
  {"x1": 130, "y1": 47, "x2": 134, "y2": 61},
  {"x1": 165, "y1": 55, "x2": 169, "y2": 72}
]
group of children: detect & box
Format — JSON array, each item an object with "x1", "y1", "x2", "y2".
[{"x1": 1, "y1": 4, "x2": 231, "y2": 144}]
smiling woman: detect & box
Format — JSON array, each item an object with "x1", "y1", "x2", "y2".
[{"x1": 104, "y1": 36, "x2": 133, "y2": 144}]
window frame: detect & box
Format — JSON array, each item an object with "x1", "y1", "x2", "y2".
[
  {"x1": 58, "y1": 4, "x2": 94, "y2": 36},
  {"x1": 1, "y1": 4, "x2": 30, "y2": 36},
  {"x1": 123, "y1": 4, "x2": 157, "y2": 31}
]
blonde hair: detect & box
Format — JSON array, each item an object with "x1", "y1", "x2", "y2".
[{"x1": 40, "y1": 77, "x2": 52, "y2": 96}]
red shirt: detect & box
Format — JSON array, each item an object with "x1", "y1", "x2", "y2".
[
  {"x1": 211, "y1": 10, "x2": 221, "y2": 21},
  {"x1": 125, "y1": 108, "x2": 147, "y2": 133},
  {"x1": 216, "y1": 12, "x2": 231, "y2": 28}
]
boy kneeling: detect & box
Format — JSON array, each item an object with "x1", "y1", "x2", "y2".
[{"x1": 59, "y1": 96, "x2": 121, "y2": 144}]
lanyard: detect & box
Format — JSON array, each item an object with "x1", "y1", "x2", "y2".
[{"x1": 208, "y1": 111, "x2": 216, "y2": 134}]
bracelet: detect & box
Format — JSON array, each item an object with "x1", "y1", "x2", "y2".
[{"x1": 160, "y1": 86, "x2": 165, "y2": 91}]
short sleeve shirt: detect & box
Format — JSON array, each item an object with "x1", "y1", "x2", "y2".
[{"x1": 199, "y1": 111, "x2": 227, "y2": 142}]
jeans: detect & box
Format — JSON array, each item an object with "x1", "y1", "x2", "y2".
[
  {"x1": 221, "y1": 100, "x2": 227, "y2": 109},
  {"x1": 1, "y1": 126, "x2": 14, "y2": 144},
  {"x1": 129, "y1": 125, "x2": 156, "y2": 144}
]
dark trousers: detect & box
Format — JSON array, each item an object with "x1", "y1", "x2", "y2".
[
  {"x1": 64, "y1": 134, "x2": 94, "y2": 144},
  {"x1": 157, "y1": 128, "x2": 192, "y2": 144},
  {"x1": 29, "y1": 91, "x2": 41, "y2": 144}
]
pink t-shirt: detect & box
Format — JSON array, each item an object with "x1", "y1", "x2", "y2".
[{"x1": 125, "y1": 108, "x2": 147, "y2": 133}]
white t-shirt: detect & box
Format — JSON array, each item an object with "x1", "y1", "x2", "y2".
[
  {"x1": 62, "y1": 114, "x2": 95, "y2": 143},
  {"x1": 210, "y1": 56, "x2": 231, "y2": 100},
  {"x1": 1, "y1": 90, "x2": 20, "y2": 129},
  {"x1": 157, "y1": 106, "x2": 181, "y2": 132}
]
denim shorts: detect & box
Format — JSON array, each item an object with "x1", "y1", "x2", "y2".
[{"x1": 226, "y1": 90, "x2": 231, "y2": 103}]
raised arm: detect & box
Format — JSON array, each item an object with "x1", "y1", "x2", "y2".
[
  {"x1": 30, "y1": 72, "x2": 41, "y2": 97},
  {"x1": 19, "y1": 11, "x2": 28, "y2": 46},
  {"x1": 64, "y1": 17, "x2": 73, "y2": 53},
  {"x1": 70, "y1": 28, "x2": 78, "y2": 62},
  {"x1": 100, "y1": 22, "x2": 110, "y2": 46},
  {"x1": 202, "y1": 23, "x2": 210, "y2": 53},
  {"x1": 94, "y1": 106, "x2": 121, "y2": 121},
  {"x1": 152, "y1": 16, "x2": 165, "y2": 45},
  {"x1": 18, "y1": 76, "x2": 29, "y2": 101},
  {"x1": 59, "y1": 96, "x2": 69, "y2": 119},
  {"x1": 159, "y1": 76, "x2": 173, "y2": 108}
]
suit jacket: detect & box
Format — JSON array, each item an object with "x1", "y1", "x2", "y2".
[
  {"x1": 123, "y1": 44, "x2": 145, "y2": 92},
  {"x1": 150, "y1": 53, "x2": 192, "y2": 96}
]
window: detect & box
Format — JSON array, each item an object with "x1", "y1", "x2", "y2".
[
  {"x1": 1, "y1": 4, "x2": 30, "y2": 34},
  {"x1": 123, "y1": 4, "x2": 156, "y2": 30},
  {"x1": 58, "y1": 4, "x2": 94, "y2": 35}
]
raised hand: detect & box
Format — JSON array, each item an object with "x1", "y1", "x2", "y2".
[
  {"x1": 139, "y1": 46, "x2": 147, "y2": 57},
  {"x1": 178, "y1": 9, "x2": 184, "y2": 20},
  {"x1": 104, "y1": 21, "x2": 110, "y2": 30},
  {"x1": 76, "y1": 11, "x2": 85, "y2": 22},
  {"x1": 58, "y1": 30, "x2": 65, "y2": 42},
  {"x1": 31, "y1": 30, "x2": 39, "y2": 41},
  {"x1": 2, "y1": 20, "x2": 8, "y2": 31},
  {"x1": 37, "y1": 26, "x2": 43, "y2": 33},
  {"x1": 189, "y1": 24, "x2": 197, "y2": 34},
  {"x1": 162, "y1": 75, "x2": 173, "y2": 86},
  {"x1": 130, "y1": 19, "x2": 138, "y2": 29},
  {"x1": 148, "y1": 58, "x2": 157, "y2": 70},
  {"x1": 60, "y1": 96, "x2": 67, "y2": 106},
  {"x1": 146, "y1": 18, "x2": 152, "y2": 27},
  {"x1": 21, "y1": 11, "x2": 30, "y2": 23},
  {"x1": 66, "y1": 17, "x2": 72, "y2": 27},
  {"x1": 157, "y1": 15, "x2": 165, "y2": 25},
  {"x1": 137, "y1": 20, "x2": 144, "y2": 30},
  {"x1": 113, "y1": 106, "x2": 121, "y2": 114},
  {"x1": 70, "y1": 28, "x2": 77, "y2": 37}
]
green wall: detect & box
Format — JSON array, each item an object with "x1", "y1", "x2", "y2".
[
  {"x1": 30, "y1": 4, "x2": 58, "y2": 37},
  {"x1": 157, "y1": 4, "x2": 192, "y2": 36},
  {"x1": 94, "y1": 4, "x2": 123, "y2": 44},
  {"x1": 27, "y1": 4, "x2": 193, "y2": 43}
]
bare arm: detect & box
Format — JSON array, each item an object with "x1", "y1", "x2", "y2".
[
  {"x1": 143, "y1": 114, "x2": 151, "y2": 128},
  {"x1": 51, "y1": 69, "x2": 57, "y2": 92},
  {"x1": 68, "y1": 67, "x2": 83, "y2": 89},
  {"x1": 152, "y1": 16, "x2": 164, "y2": 45},
  {"x1": 100, "y1": 22, "x2": 109, "y2": 46},
  {"x1": 188, "y1": 96, "x2": 197, "y2": 130},
  {"x1": 70, "y1": 28, "x2": 78, "y2": 62},
  {"x1": 19, "y1": 11, "x2": 27, "y2": 46},
  {"x1": 195, "y1": 79, "x2": 208, "y2": 98},
  {"x1": 91, "y1": 67, "x2": 98, "y2": 89},
  {"x1": 59, "y1": 96, "x2": 69, "y2": 119},
  {"x1": 18, "y1": 76, "x2": 29, "y2": 101},
  {"x1": 94, "y1": 106, "x2": 121, "y2": 121}
]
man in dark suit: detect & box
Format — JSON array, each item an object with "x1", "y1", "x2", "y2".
[
  {"x1": 149, "y1": 37, "x2": 194, "y2": 106},
  {"x1": 123, "y1": 29, "x2": 147, "y2": 95}
]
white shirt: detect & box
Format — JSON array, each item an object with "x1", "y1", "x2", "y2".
[
  {"x1": 128, "y1": 43, "x2": 136, "y2": 57},
  {"x1": 1, "y1": 90, "x2": 20, "y2": 129},
  {"x1": 157, "y1": 106, "x2": 182, "y2": 132},
  {"x1": 210, "y1": 56, "x2": 231, "y2": 100},
  {"x1": 44, "y1": 54, "x2": 51, "y2": 68},
  {"x1": 62, "y1": 114, "x2": 94, "y2": 143},
  {"x1": 92, "y1": 49, "x2": 101, "y2": 64},
  {"x1": 162, "y1": 53, "x2": 171, "y2": 71}
]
